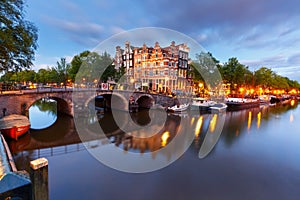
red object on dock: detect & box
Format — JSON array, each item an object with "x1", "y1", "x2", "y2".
[{"x1": 0, "y1": 114, "x2": 30, "y2": 140}]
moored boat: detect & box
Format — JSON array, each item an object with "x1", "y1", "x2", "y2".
[
  {"x1": 190, "y1": 98, "x2": 217, "y2": 111},
  {"x1": 270, "y1": 95, "x2": 291, "y2": 105},
  {"x1": 0, "y1": 114, "x2": 30, "y2": 140},
  {"x1": 168, "y1": 103, "x2": 189, "y2": 112},
  {"x1": 225, "y1": 98, "x2": 260, "y2": 111},
  {"x1": 210, "y1": 103, "x2": 228, "y2": 113}
]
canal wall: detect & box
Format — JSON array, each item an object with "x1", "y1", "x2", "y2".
[{"x1": 0, "y1": 134, "x2": 32, "y2": 199}]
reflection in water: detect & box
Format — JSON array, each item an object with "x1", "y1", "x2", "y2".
[
  {"x1": 209, "y1": 114, "x2": 218, "y2": 132},
  {"x1": 102, "y1": 111, "x2": 181, "y2": 153},
  {"x1": 222, "y1": 102, "x2": 298, "y2": 146},
  {"x1": 290, "y1": 112, "x2": 294, "y2": 123},
  {"x1": 10, "y1": 100, "x2": 300, "y2": 199},
  {"x1": 29, "y1": 98, "x2": 57, "y2": 129},
  {"x1": 161, "y1": 131, "x2": 170, "y2": 147},
  {"x1": 194, "y1": 116, "x2": 203, "y2": 137},
  {"x1": 247, "y1": 111, "x2": 252, "y2": 130},
  {"x1": 257, "y1": 112, "x2": 261, "y2": 129},
  {"x1": 190, "y1": 117, "x2": 195, "y2": 126}
]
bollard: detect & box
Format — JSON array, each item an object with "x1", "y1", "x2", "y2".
[{"x1": 30, "y1": 158, "x2": 49, "y2": 200}]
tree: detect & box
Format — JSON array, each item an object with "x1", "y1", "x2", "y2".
[
  {"x1": 74, "y1": 51, "x2": 115, "y2": 85},
  {"x1": 254, "y1": 67, "x2": 274, "y2": 89},
  {"x1": 221, "y1": 57, "x2": 251, "y2": 91},
  {"x1": 192, "y1": 52, "x2": 220, "y2": 84},
  {"x1": 54, "y1": 58, "x2": 69, "y2": 87},
  {"x1": 68, "y1": 50, "x2": 90, "y2": 82},
  {"x1": 0, "y1": 0, "x2": 38, "y2": 72}
]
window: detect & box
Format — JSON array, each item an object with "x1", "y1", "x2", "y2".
[{"x1": 149, "y1": 70, "x2": 153, "y2": 76}]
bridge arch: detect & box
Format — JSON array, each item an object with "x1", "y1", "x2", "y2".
[
  {"x1": 25, "y1": 96, "x2": 72, "y2": 117},
  {"x1": 136, "y1": 94, "x2": 155, "y2": 109}
]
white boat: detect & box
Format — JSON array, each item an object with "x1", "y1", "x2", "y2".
[
  {"x1": 209, "y1": 103, "x2": 227, "y2": 113},
  {"x1": 190, "y1": 98, "x2": 217, "y2": 111},
  {"x1": 168, "y1": 103, "x2": 189, "y2": 112}
]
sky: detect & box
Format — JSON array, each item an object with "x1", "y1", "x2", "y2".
[{"x1": 24, "y1": 0, "x2": 300, "y2": 81}]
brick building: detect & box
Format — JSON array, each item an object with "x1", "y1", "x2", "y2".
[{"x1": 114, "y1": 41, "x2": 192, "y2": 93}]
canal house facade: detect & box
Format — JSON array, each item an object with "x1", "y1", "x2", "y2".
[{"x1": 114, "y1": 41, "x2": 192, "y2": 93}]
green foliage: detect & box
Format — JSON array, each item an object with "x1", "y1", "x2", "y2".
[
  {"x1": 220, "y1": 57, "x2": 251, "y2": 90},
  {"x1": 0, "y1": 0, "x2": 38, "y2": 72},
  {"x1": 75, "y1": 51, "x2": 115, "y2": 84},
  {"x1": 54, "y1": 58, "x2": 69, "y2": 86},
  {"x1": 68, "y1": 51, "x2": 90, "y2": 82},
  {"x1": 253, "y1": 67, "x2": 300, "y2": 91}
]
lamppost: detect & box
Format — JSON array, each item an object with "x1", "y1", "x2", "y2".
[{"x1": 198, "y1": 82, "x2": 204, "y2": 97}]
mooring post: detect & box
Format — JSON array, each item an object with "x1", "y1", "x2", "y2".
[{"x1": 30, "y1": 157, "x2": 49, "y2": 200}]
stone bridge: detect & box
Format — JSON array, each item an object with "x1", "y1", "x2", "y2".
[
  {"x1": 0, "y1": 89, "x2": 73, "y2": 117},
  {"x1": 0, "y1": 88, "x2": 190, "y2": 118}
]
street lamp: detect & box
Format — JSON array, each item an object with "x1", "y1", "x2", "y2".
[{"x1": 198, "y1": 82, "x2": 204, "y2": 97}]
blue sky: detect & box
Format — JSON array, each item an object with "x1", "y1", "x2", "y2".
[{"x1": 25, "y1": 0, "x2": 300, "y2": 81}]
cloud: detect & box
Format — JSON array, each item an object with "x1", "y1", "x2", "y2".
[
  {"x1": 241, "y1": 52, "x2": 300, "y2": 81},
  {"x1": 110, "y1": 26, "x2": 126, "y2": 35},
  {"x1": 44, "y1": 17, "x2": 105, "y2": 46}
]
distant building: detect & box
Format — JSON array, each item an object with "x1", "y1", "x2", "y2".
[{"x1": 114, "y1": 41, "x2": 192, "y2": 93}]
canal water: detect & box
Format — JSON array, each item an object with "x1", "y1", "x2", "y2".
[{"x1": 10, "y1": 100, "x2": 300, "y2": 200}]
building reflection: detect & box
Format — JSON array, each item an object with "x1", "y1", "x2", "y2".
[
  {"x1": 10, "y1": 100, "x2": 299, "y2": 171},
  {"x1": 97, "y1": 113, "x2": 181, "y2": 153}
]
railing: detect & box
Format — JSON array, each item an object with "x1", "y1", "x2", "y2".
[{"x1": 18, "y1": 140, "x2": 102, "y2": 160}]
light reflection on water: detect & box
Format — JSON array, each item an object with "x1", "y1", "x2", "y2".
[{"x1": 11, "y1": 101, "x2": 300, "y2": 199}]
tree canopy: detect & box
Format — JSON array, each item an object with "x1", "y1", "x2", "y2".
[{"x1": 0, "y1": 0, "x2": 38, "y2": 72}]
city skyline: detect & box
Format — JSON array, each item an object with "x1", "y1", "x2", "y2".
[{"x1": 25, "y1": 0, "x2": 300, "y2": 81}]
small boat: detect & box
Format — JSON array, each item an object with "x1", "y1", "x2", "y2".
[
  {"x1": 168, "y1": 103, "x2": 189, "y2": 112},
  {"x1": 270, "y1": 95, "x2": 291, "y2": 105},
  {"x1": 259, "y1": 95, "x2": 270, "y2": 105},
  {"x1": 225, "y1": 98, "x2": 260, "y2": 111},
  {"x1": 190, "y1": 98, "x2": 217, "y2": 111},
  {"x1": 210, "y1": 103, "x2": 227, "y2": 113},
  {"x1": 0, "y1": 114, "x2": 30, "y2": 140}
]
